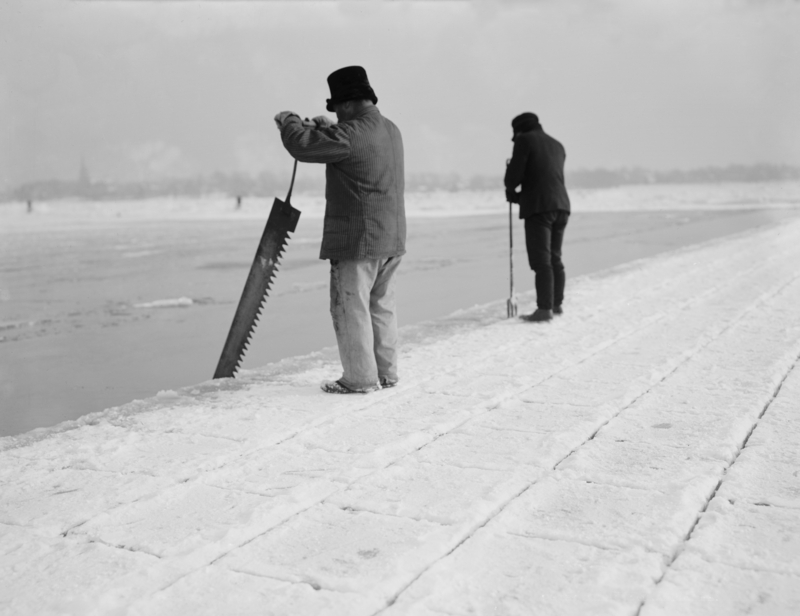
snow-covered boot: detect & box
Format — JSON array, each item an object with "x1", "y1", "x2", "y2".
[
  {"x1": 379, "y1": 376, "x2": 398, "y2": 389},
  {"x1": 320, "y1": 380, "x2": 380, "y2": 394}
]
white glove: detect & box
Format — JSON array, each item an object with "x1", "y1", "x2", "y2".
[{"x1": 311, "y1": 115, "x2": 335, "y2": 128}]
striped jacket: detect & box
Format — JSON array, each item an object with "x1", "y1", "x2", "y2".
[{"x1": 280, "y1": 106, "x2": 406, "y2": 261}]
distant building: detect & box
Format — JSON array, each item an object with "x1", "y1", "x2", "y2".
[{"x1": 78, "y1": 157, "x2": 92, "y2": 196}]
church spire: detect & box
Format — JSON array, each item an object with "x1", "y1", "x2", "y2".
[{"x1": 79, "y1": 157, "x2": 91, "y2": 187}]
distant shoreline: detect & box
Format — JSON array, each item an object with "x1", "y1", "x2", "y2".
[
  {"x1": 4, "y1": 163, "x2": 800, "y2": 204},
  {"x1": 1, "y1": 180, "x2": 799, "y2": 223}
]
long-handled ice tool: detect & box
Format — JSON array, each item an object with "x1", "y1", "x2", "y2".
[
  {"x1": 213, "y1": 160, "x2": 301, "y2": 378},
  {"x1": 506, "y1": 197, "x2": 518, "y2": 318}
]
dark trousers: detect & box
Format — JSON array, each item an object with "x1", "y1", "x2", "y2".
[{"x1": 524, "y1": 210, "x2": 569, "y2": 310}]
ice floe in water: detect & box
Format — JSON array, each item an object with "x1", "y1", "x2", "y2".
[{"x1": 133, "y1": 297, "x2": 194, "y2": 309}]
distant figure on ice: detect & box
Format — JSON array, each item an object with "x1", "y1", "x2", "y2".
[
  {"x1": 504, "y1": 112, "x2": 571, "y2": 322},
  {"x1": 26, "y1": 199, "x2": 33, "y2": 214},
  {"x1": 274, "y1": 66, "x2": 406, "y2": 394},
  {"x1": 235, "y1": 195, "x2": 242, "y2": 210}
]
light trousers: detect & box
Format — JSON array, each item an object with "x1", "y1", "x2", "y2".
[{"x1": 329, "y1": 256, "x2": 402, "y2": 390}]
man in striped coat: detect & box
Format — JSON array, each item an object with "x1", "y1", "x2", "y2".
[{"x1": 274, "y1": 66, "x2": 406, "y2": 394}]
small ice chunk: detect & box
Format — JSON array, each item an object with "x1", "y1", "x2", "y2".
[{"x1": 134, "y1": 297, "x2": 194, "y2": 309}]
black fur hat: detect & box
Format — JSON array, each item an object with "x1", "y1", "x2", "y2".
[
  {"x1": 511, "y1": 112, "x2": 541, "y2": 137},
  {"x1": 326, "y1": 66, "x2": 378, "y2": 112}
]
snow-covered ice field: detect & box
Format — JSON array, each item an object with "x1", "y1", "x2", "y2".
[
  {"x1": 1, "y1": 183, "x2": 800, "y2": 614},
  {"x1": 2, "y1": 182, "x2": 799, "y2": 436}
]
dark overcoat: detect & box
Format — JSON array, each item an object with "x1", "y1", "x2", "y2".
[{"x1": 504, "y1": 128, "x2": 571, "y2": 219}]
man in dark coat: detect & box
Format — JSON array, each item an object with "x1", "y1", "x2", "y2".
[
  {"x1": 274, "y1": 66, "x2": 406, "y2": 394},
  {"x1": 504, "y1": 112, "x2": 571, "y2": 322}
]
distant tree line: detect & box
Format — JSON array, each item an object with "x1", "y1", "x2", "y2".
[
  {"x1": 3, "y1": 163, "x2": 799, "y2": 203},
  {"x1": 4, "y1": 170, "x2": 294, "y2": 203},
  {"x1": 566, "y1": 164, "x2": 800, "y2": 188}
]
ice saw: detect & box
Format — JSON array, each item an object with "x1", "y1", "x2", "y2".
[{"x1": 213, "y1": 160, "x2": 301, "y2": 379}]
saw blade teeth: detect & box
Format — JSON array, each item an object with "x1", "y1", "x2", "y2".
[{"x1": 214, "y1": 207, "x2": 302, "y2": 381}]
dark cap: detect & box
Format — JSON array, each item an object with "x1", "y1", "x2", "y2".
[
  {"x1": 511, "y1": 112, "x2": 541, "y2": 136},
  {"x1": 326, "y1": 66, "x2": 378, "y2": 112}
]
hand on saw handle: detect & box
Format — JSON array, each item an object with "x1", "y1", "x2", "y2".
[
  {"x1": 299, "y1": 115, "x2": 336, "y2": 129},
  {"x1": 274, "y1": 111, "x2": 335, "y2": 130},
  {"x1": 309, "y1": 115, "x2": 335, "y2": 128},
  {"x1": 273, "y1": 111, "x2": 299, "y2": 129}
]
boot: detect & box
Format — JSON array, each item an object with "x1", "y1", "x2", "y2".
[{"x1": 520, "y1": 308, "x2": 553, "y2": 322}]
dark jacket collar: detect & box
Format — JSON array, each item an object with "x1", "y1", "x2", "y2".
[{"x1": 513, "y1": 125, "x2": 542, "y2": 142}]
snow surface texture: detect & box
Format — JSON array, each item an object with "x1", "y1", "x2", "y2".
[{"x1": 2, "y1": 219, "x2": 800, "y2": 615}]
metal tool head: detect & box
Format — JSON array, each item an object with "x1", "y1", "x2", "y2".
[{"x1": 507, "y1": 297, "x2": 518, "y2": 319}]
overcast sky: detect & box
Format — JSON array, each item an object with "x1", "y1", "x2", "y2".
[{"x1": 1, "y1": 0, "x2": 798, "y2": 188}]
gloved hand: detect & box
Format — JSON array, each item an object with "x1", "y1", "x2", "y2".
[
  {"x1": 311, "y1": 115, "x2": 335, "y2": 128},
  {"x1": 506, "y1": 189, "x2": 520, "y2": 204},
  {"x1": 274, "y1": 111, "x2": 299, "y2": 129}
]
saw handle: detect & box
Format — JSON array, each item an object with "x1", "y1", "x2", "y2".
[
  {"x1": 283, "y1": 117, "x2": 316, "y2": 205},
  {"x1": 285, "y1": 159, "x2": 298, "y2": 206}
]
